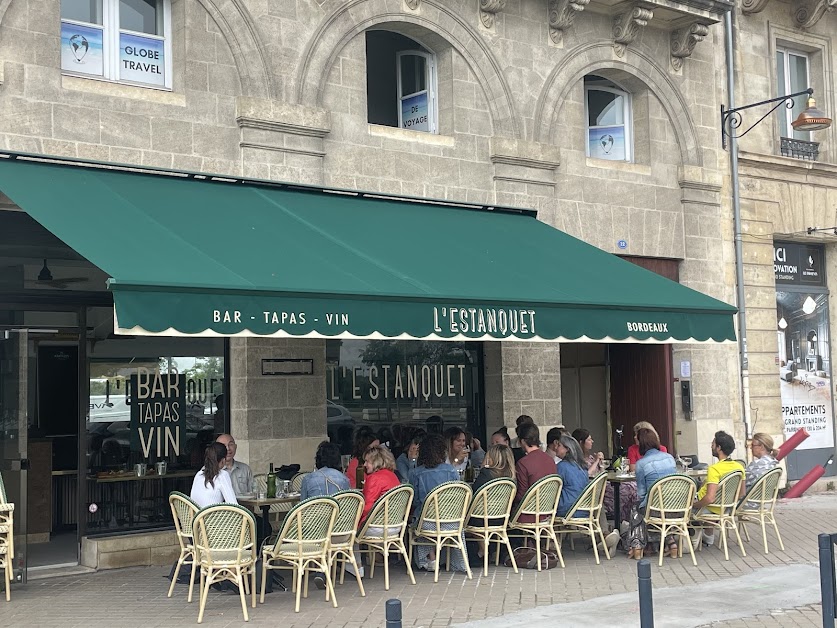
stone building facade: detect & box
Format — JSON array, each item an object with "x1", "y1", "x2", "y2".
[
  {"x1": 731, "y1": 0, "x2": 837, "y2": 480},
  {"x1": 0, "y1": 0, "x2": 759, "y2": 568}
]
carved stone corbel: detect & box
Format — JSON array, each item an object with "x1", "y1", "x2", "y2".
[
  {"x1": 548, "y1": 0, "x2": 590, "y2": 45},
  {"x1": 404, "y1": 0, "x2": 420, "y2": 9},
  {"x1": 670, "y1": 22, "x2": 709, "y2": 71},
  {"x1": 479, "y1": 0, "x2": 506, "y2": 28},
  {"x1": 612, "y1": 5, "x2": 653, "y2": 57},
  {"x1": 794, "y1": 0, "x2": 837, "y2": 28},
  {"x1": 741, "y1": 0, "x2": 771, "y2": 14}
]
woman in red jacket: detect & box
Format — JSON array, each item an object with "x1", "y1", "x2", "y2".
[{"x1": 360, "y1": 445, "x2": 400, "y2": 522}]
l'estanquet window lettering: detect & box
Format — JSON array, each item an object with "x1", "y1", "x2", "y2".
[{"x1": 60, "y1": 0, "x2": 172, "y2": 89}]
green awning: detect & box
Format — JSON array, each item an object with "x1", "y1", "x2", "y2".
[{"x1": 0, "y1": 156, "x2": 736, "y2": 343}]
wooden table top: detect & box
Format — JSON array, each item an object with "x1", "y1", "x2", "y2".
[{"x1": 91, "y1": 470, "x2": 195, "y2": 483}]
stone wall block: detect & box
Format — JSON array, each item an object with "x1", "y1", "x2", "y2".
[
  {"x1": 52, "y1": 104, "x2": 101, "y2": 144},
  {"x1": 100, "y1": 110, "x2": 152, "y2": 150}
]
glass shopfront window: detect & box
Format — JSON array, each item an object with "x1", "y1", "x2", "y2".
[
  {"x1": 325, "y1": 339, "x2": 484, "y2": 456},
  {"x1": 83, "y1": 316, "x2": 226, "y2": 534}
]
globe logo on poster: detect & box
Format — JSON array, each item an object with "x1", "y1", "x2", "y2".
[{"x1": 69, "y1": 34, "x2": 89, "y2": 63}]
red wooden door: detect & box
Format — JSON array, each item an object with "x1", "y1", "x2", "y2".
[{"x1": 610, "y1": 256, "x2": 678, "y2": 452}]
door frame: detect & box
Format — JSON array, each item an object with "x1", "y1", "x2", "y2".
[{"x1": 0, "y1": 299, "x2": 93, "y2": 578}]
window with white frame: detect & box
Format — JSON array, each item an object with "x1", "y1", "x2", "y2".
[
  {"x1": 776, "y1": 48, "x2": 810, "y2": 141},
  {"x1": 366, "y1": 31, "x2": 437, "y2": 134},
  {"x1": 585, "y1": 76, "x2": 632, "y2": 162},
  {"x1": 60, "y1": 0, "x2": 172, "y2": 89}
]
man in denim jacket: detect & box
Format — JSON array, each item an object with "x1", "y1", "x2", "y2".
[{"x1": 300, "y1": 441, "x2": 350, "y2": 500}]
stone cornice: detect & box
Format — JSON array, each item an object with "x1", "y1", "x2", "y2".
[
  {"x1": 670, "y1": 21, "x2": 709, "y2": 70},
  {"x1": 236, "y1": 116, "x2": 330, "y2": 139},
  {"x1": 489, "y1": 138, "x2": 561, "y2": 170},
  {"x1": 741, "y1": 0, "x2": 771, "y2": 14},
  {"x1": 548, "y1": 0, "x2": 590, "y2": 44},
  {"x1": 613, "y1": 4, "x2": 654, "y2": 57},
  {"x1": 738, "y1": 150, "x2": 837, "y2": 184},
  {"x1": 793, "y1": 0, "x2": 837, "y2": 28}
]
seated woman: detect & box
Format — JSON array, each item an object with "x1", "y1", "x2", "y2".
[
  {"x1": 409, "y1": 433, "x2": 465, "y2": 572},
  {"x1": 190, "y1": 442, "x2": 238, "y2": 508},
  {"x1": 626, "y1": 428, "x2": 677, "y2": 559},
  {"x1": 396, "y1": 433, "x2": 423, "y2": 482},
  {"x1": 491, "y1": 427, "x2": 524, "y2": 463},
  {"x1": 300, "y1": 440, "x2": 350, "y2": 499},
  {"x1": 743, "y1": 433, "x2": 779, "y2": 508},
  {"x1": 345, "y1": 427, "x2": 380, "y2": 489},
  {"x1": 574, "y1": 427, "x2": 636, "y2": 525},
  {"x1": 554, "y1": 435, "x2": 589, "y2": 517},
  {"x1": 470, "y1": 443, "x2": 516, "y2": 560},
  {"x1": 360, "y1": 445, "x2": 400, "y2": 523},
  {"x1": 444, "y1": 426, "x2": 469, "y2": 473},
  {"x1": 627, "y1": 421, "x2": 668, "y2": 472},
  {"x1": 472, "y1": 443, "x2": 515, "y2": 493}
]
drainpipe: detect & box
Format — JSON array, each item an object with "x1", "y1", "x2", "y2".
[{"x1": 725, "y1": 8, "x2": 752, "y2": 440}]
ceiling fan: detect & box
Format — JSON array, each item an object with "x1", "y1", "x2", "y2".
[{"x1": 33, "y1": 259, "x2": 89, "y2": 289}]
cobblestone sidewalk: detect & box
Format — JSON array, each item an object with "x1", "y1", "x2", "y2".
[{"x1": 0, "y1": 494, "x2": 834, "y2": 627}]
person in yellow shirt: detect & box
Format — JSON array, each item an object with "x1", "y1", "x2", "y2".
[{"x1": 692, "y1": 431, "x2": 745, "y2": 548}]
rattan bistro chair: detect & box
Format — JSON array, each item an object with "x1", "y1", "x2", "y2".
[
  {"x1": 167, "y1": 492, "x2": 200, "y2": 602},
  {"x1": 692, "y1": 470, "x2": 746, "y2": 561},
  {"x1": 356, "y1": 484, "x2": 415, "y2": 591},
  {"x1": 260, "y1": 496, "x2": 339, "y2": 613},
  {"x1": 0, "y1": 471, "x2": 15, "y2": 602},
  {"x1": 290, "y1": 472, "x2": 308, "y2": 493},
  {"x1": 464, "y1": 478, "x2": 517, "y2": 576},
  {"x1": 736, "y1": 467, "x2": 784, "y2": 554},
  {"x1": 409, "y1": 481, "x2": 473, "y2": 582},
  {"x1": 192, "y1": 504, "x2": 258, "y2": 624},
  {"x1": 328, "y1": 490, "x2": 366, "y2": 597},
  {"x1": 507, "y1": 475, "x2": 563, "y2": 571},
  {"x1": 644, "y1": 474, "x2": 697, "y2": 567},
  {"x1": 554, "y1": 472, "x2": 610, "y2": 564}
]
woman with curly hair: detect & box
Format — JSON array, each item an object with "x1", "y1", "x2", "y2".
[{"x1": 409, "y1": 433, "x2": 465, "y2": 572}]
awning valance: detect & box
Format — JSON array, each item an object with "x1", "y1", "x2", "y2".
[{"x1": 0, "y1": 155, "x2": 736, "y2": 343}]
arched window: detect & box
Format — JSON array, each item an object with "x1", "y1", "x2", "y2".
[
  {"x1": 585, "y1": 75, "x2": 632, "y2": 162},
  {"x1": 366, "y1": 31, "x2": 437, "y2": 134}
]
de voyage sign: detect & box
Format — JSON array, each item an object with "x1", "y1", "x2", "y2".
[{"x1": 130, "y1": 371, "x2": 184, "y2": 458}]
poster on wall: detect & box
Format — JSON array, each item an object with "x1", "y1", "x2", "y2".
[
  {"x1": 776, "y1": 290, "x2": 835, "y2": 451},
  {"x1": 60, "y1": 21, "x2": 104, "y2": 77},
  {"x1": 119, "y1": 32, "x2": 165, "y2": 87},
  {"x1": 588, "y1": 125, "x2": 626, "y2": 160},
  {"x1": 400, "y1": 92, "x2": 429, "y2": 132},
  {"x1": 129, "y1": 370, "x2": 185, "y2": 458}
]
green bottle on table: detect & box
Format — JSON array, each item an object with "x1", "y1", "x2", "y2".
[{"x1": 267, "y1": 463, "x2": 277, "y2": 498}]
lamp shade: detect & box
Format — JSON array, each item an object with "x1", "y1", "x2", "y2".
[
  {"x1": 778, "y1": 317, "x2": 788, "y2": 329},
  {"x1": 802, "y1": 296, "x2": 817, "y2": 315},
  {"x1": 792, "y1": 97, "x2": 832, "y2": 132}
]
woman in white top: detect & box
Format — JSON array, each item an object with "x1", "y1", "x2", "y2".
[{"x1": 190, "y1": 442, "x2": 238, "y2": 508}]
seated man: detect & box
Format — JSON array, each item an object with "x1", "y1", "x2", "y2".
[
  {"x1": 691, "y1": 430, "x2": 745, "y2": 548},
  {"x1": 216, "y1": 433, "x2": 253, "y2": 495}
]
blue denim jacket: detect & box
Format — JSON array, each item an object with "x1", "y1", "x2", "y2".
[
  {"x1": 300, "y1": 467, "x2": 350, "y2": 500},
  {"x1": 635, "y1": 448, "x2": 676, "y2": 508},
  {"x1": 408, "y1": 463, "x2": 459, "y2": 515},
  {"x1": 556, "y1": 460, "x2": 589, "y2": 517}
]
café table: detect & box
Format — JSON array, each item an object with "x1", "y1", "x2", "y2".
[
  {"x1": 238, "y1": 493, "x2": 301, "y2": 542},
  {"x1": 606, "y1": 468, "x2": 708, "y2": 525}
]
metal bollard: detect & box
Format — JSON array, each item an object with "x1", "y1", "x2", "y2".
[
  {"x1": 820, "y1": 534, "x2": 836, "y2": 628},
  {"x1": 637, "y1": 559, "x2": 654, "y2": 628},
  {"x1": 386, "y1": 598, "x2": 403, "y2": 628}
]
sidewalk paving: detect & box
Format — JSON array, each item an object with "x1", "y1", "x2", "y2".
[{"x1": 1, "y1": 493, "x2": 834, "y2": 627}]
